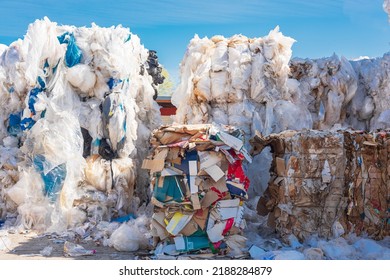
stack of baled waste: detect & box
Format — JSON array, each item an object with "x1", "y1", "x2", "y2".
[
  {"x1": 250, "y1": 130, "x2": 389, "y2": 243},
  {"x1": 0, "y1": 17, "x2": 163, "y2": 234},
  {"x1": 172, "y1": 27, "x2": 308, "y2": 139},
  {"x1": 171, "y1": 27, "x2": 308, "y2": 198},
  {"x1": 172, "y1": 27, "x2": 390, "y2": 200},
  {"x1": 142, "y1": 124, "x2": 251, "y2": 257},
  {"x1": 173, "y1": 25, "x2": 390, "y2": 136},
  {"x1": 289, "y1": 55, "x2": 358, "y2": 130}
]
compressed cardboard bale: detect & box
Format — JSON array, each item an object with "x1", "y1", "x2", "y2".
[{"x1": 251, "y1": 129, "x2": 389, "y2": 243}]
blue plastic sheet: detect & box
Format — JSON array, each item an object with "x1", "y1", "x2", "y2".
[
  {"x1": 33, "y1": 155, "x2": 67, "y2": 202},
  {"x1": 58, "y1": 32, "x2": 82, "y2": 67},
  {"x1": 111, "y1": 213, "x2": 136, "y2": 223},
  {"x1": 8, "y1": 111, "x2": 22, "y2": 136},
  {"x1": 107, "y1": 77, "x2": 122, "y2": 90},
  {"x1": 28, "y1": 87, "x2": 42, "y2": 115},
  {"x1": 20, "y1": 117, "x2": 36, "y2": 131}
]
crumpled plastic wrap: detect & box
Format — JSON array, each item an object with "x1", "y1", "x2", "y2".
[
  {"x1": 250, "y1": 130, "x2": 389, "y2": 243},
  {"x1": 289, "y1": 55, "x2": 358, "y2": 130},
  {"x1": 0, "y1": 17, "x2": 163, "y2": 234}
]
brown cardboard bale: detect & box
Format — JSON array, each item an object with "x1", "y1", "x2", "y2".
[{"x1": 250, "y1": 129, "x2": 390, "y2": 243}]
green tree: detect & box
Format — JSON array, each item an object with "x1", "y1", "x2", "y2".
[{"x1": 158, "y1": 67, "x2": 175, "y2": 96}]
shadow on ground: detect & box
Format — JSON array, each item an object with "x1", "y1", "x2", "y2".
[{"x1": 0, "y1": 233, "x2": 150, "y2": 260}]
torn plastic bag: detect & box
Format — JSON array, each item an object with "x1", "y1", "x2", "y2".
[
  {"x1": 64, "y1": 241, "x2": 96, "y2": 257},
  {"x1": 81, "y1": 128, "x2": 92, "y2": 158},
  {"x1": 57, "y1": 32, "x2": 82, "y2": 67},
  {"x1": 109, "y1": 218, "x2": 150, "y2": 252},
  {"x1": 102, "y1": 93, "x2": 127, "y2": 153},
  {"x1": 99, "y1": 138, "x2": 117, "y2": 160},
  {"x1": 33, "y1": 155, "x2": 67, "y2": 201}
]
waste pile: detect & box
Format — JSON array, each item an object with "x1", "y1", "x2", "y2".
[
  {"x1": 289, "y1": 54, "x2": 390, "y2": 132},
  {"x1": 172, "y1": 27, "x2": 302, "y2": 139},
  {"x1": 250, "y1": 130, "x2": 390, "y2": 243},
  {"x1": 142, "y1": 124, "x2": 252, "y2": 257},
  {"x1": 0, "y1": 17, "x2": 164, "y2": 234},
  {"x1": 172, "y1": 25, "x2": 390, "y2": 198}
]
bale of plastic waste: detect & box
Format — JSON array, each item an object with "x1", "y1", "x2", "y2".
[
  {"x1": 250, "y1": 129, "x2": 390, "y2": 243},
  {"x1": 143, "y1": 124, "x2": 251, "y2": 257},
  {"x1": 172, "y1": 27, "x2": 298, "y2": 138},
  {"x1": 0, "y1": 17, "x2": 163, "y2": 233}
]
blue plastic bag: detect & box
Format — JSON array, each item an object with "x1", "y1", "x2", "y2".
[
  {"x1": 58, "y1": 32, "x2": 82, "y2": 67},
  {"x1": 33, "y1": 155, "x2": 67, "y2": 202}
]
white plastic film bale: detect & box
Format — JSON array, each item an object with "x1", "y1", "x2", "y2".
[
  {"x1": 67, "y1": 64, "x2": 96, "y2": 94},
  {"x1": 85, "y1": 155, "x2": 112, "y2": 192},
  {"x1": 273, "y1": 100, "x2": 313, "y2": 132},
  {"x1": 211, "y1": 36, "x2": 228, "y2": 72},
  {"x1": 210, "y1": 71, "x2": 228, "y2": 102}
]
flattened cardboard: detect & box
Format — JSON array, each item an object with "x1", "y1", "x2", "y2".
[
  {"x1": 180, "y1": 219, "x2": 199, "y2": 236},
  {"x1": 226, "y1": 181, "x2": 247, "y2": 198},
  {"x1": 189, "y1": 161, "x2": 198, "y2": 175},
  {"x1": 161, "y1": 166, "x2": 183, "y2": 176},
  {"x1": 153, "y1": 212, "x2": 166, "y2": 226},
  {"x1": 207, "y1": 221, "x2": 227, "y2": 242},
  {"x1": 191, "y1": 194, "x2": 201, "y2": 210},
  {"x1": 220, "y1": 148, "x2": 235, "y2": 163},
  {"x1": 214, "y1": 177, "x2": 228, "y2": 192},
  {"x1": 166, "y1": 212, "x2": 194, "y2": 236},
  {"x1": 216, "y1": 198, "x2": 240, "y2": 208},
  {"x1": 275, "y1": 157, "x2": 286, "y2": 176},
  {"x1": 200, "y1": 190, "x2": 220, "y2": 209},
  {"x1": 151, "y1": 219, "x2": 170, "y2": 240},
  {"x1": 205, "y1": 165, "x2": 225, "y2": 182},
  {"x1": 151, "y1": 197, "x2": 165, "y2": 208},
  {"x1": 198, "y1": 151, "x2": 222, "y2": 169},
  {"x1": 218, "y1": 131, "x2": 243, "y2": 151},
  {"x1": 216, "y1": 207, "x2": 238, "y2": 220},
  {"x1": 152, "y1": 212, "x2": 170, "y2": 239},
  {"x1": 142, "y1": 159, "x2": 164, "y2": 173},
  {"x1": 166, "y1": 147, "x2": 181, "y2": 161}
]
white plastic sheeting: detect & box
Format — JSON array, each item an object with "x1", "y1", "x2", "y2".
[
  {"x1": 291, "y1": 53, "x2": 390, "y2": 132},
  {"x1": 0, "y1": 18, "x2": 161, "y2": 235}
]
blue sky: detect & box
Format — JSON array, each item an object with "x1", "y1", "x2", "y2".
[{"x1": 0, "y1": 0, "x2": 389, "y2": 81}]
